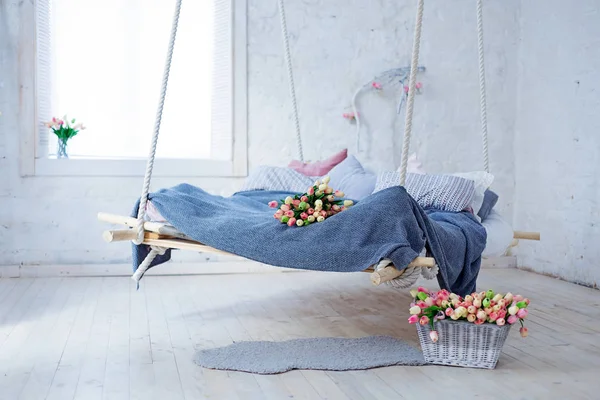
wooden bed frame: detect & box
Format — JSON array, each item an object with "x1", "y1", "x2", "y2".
[{"x1": 98, "y1": 212, "x2": 540, "y2": 286}]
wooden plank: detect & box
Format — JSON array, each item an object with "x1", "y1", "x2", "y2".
[
  {"x1": 513, "y1": 231, "x2": 540, "y2": 240},
  {"x1": 44, "y1": 278, "x2": 103, "y2": 400}
]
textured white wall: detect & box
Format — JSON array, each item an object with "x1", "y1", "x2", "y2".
[
  {"x1": 0, "y1": 0, "x2": 518, "y2": 265},
  {"x1": 514, "y1": 0, "x2": 600, "y2": 288}
]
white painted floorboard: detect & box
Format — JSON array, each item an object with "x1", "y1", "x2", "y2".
[{"x1": 0, "y1": 268, "x2": 599, "y2": 400}]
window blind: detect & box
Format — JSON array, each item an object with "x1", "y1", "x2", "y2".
[{"x1": 35, "y1": 0, "x2": 235, "y2": 160}]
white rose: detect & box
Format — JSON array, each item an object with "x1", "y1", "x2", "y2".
[
  {"x1": 322, "y1": 176, "x2": 330, "y2": 184},
  {"x1": 317, "y1": 216, "x2": 325, "y2": 222}
]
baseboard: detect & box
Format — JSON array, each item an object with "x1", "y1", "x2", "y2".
[
  {"x1": 0, "y1": 261, "x2": 296, "y2": 278},
  {"x1": 482, "y1": 255, "x2": 517, "y2": 269},
  {"x1": 0, "y1": 256, "x2": 517, "y2": 278}
]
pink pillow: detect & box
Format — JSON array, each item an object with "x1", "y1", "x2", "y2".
[{"x1": 288, "y1": 148, "x2": 348, "y2": 176}]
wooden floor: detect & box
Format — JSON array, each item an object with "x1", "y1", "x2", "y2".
[{"x1": 0, "y1": 268, "x2": 599, "y2": 400}]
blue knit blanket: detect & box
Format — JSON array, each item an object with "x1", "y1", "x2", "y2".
[{"x1": 131, "y1": 184, "x2": 486, "y2": 296}]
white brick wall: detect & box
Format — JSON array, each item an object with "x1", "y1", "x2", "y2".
[
  {"x1": 1, "y1": 1, "x2": 520, "y2": 266},
  {"x1": 514, "y1": 0, "x2": 600, "y2": 288}
]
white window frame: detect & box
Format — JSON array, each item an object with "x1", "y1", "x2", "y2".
[{"x1": 19, "y1": 0, "x2": 247, "y2": 178}]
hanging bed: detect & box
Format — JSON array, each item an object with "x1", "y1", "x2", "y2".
[{"x1": 98, "y1": 0, "x2": 539, "y2": 296}]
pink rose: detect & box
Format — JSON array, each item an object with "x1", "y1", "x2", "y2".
[
  {"x1": 408, "y1": 315, "x2": 419, "y2": 324},
  {"x1": 300, "y1": 196, "x2": 308, "y2": 202},
  {"x1": 285, "y1": 210, "x2": 294, "y2": 218},
  {"x1": 497, "y1": 309, "x2": 507, "y2": 319},
  {"x1": 281, "y1": 204, "x2": 290, "y2": 212},
  {"x1": 429, "y1": 331, "x2": 438, "y2": 343},
  {"x1": 467, "y1": 305, "x2": 477, "y2": 314},
  {"x1": 334, "y1": 190, "x2": 344, "y2": 197},
  {"x1": 320, "y1": 211, "x2": 327, "y2": 217},
  {"x1": 489, "y1": 312, "x2": 498, "y2": 322},
  {"x1": 307, "y1": 208, "x2": 315, "y2": 215},
  {"x1": 287, "y1": 218, "x2": 296, "y2": 227},
  {"x1": 268, "y1": 201, "x2": 278, "y2": 208},
  {"x1": 520, "y1": 327, "x2": 528, "y2": 338},
  {"x1": 496, "y1": 318, "x2": 506, "y2": 326},
  {"x1": 419, "y1": 316, "x2": 429, "y2": 326},
  {"x1": 424, "y1": 297, "x2": 434, "y2": 307},
  {"x1": 293, "y1": 200, "x2": 301, "y2": 207},
  {"x1": 417, "y1": 287, "x2": 427, "y2": 293},
  {"x1": 307, "y1": 187, "x2": 315, "y2": 195},
  {"x1": 507, "y1": 315, "x2": 518, "y2": 324},
  {"x1": 517, "y1": 308, "x2": 528, "y2": 319},
  {"x1": 474, "y1": 319, "x2": 484, "y2": 325},
  {"x1": 300, "y1": 212, "x2": 308, "y2": 220},
  {"x1": 445, "y1": 308, "x2": 453, "y2": 317},
  {"x1": 416, "y1": 300, "x2": 427, "y2": 309}
]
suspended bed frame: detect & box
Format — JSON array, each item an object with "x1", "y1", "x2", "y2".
[{"x1": 98, "y1": 0, "x2": 539, "y2": 288}]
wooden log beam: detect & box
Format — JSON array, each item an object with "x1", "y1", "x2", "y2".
[
  {"x1": 98, "y1": 212, "x2": 188, "y2": 238},
  {"x1": 102, "y1": 230, "x2": 172, "y2": 243},
  {"x1": 513, "y1": 231, "x2": 540, "y2": 241}
]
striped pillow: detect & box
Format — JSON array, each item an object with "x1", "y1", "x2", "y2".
[
  {"x1": 240, "y1": 166, "x2": 316, "y2": 193},
  {"x1": 374, "y1": 171, "x2": 475, "y2": 212}
]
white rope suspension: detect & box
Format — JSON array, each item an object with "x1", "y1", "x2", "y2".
[
  {"x1": 277, "y1": 0, "x2": 304, "y2": 162},
  {"x1": 374, "y1": 0, "x2": 438, "y2": 289},
  {"x1": 476, "y1": 0, "x2": 490, "y2": 173},
  {"x1": 399, "y1": 0, "x2": 425, "y2": 186},
  {"x1": 133, "y1": 0, "x2": 183, "y2": 245}
]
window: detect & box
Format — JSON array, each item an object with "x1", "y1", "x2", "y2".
[{"x1": 32, "y1": 0, "x2": 247, "y2": 176}]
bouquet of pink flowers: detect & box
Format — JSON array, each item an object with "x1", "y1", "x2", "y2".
[
  {"x1": 269, "y1": 176, "x2": 354, "y2": 227},
  {"x1": 408, "y1": 287, "x2": 530, "y2": 343}
]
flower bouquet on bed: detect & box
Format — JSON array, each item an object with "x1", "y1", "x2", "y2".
[
  {"x1": 268, "y1": 176, "x2": 354, "y2": 227},
  {"x1": 408, "y1": 287, "x2": 530, "y2": 369}
]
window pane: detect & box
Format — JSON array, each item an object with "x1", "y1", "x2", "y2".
[{"x1": 49, "y1": 0, "x2": 214, "y2": 159}]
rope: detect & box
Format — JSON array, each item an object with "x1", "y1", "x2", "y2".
[
  {"x1": 399, "y1": 0, "x2": 425, "y2": 186},
  {"x1": 374, "y1": 257, "x2": 438, "y2": 289},
  {"x1": 132, "y1": 246, "x2": 168, "y2": 282},
  {"x1": 133, "y1": 0, "x2": 183, "y2": 245},
  {"x1": 277, "y1": 0, "x2": 304, "y2": 162},
  {"x1": 476, "y1": 0, "x2": 490, "y2": 173}
]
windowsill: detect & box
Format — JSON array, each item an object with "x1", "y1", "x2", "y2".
[{"x1": 31, "y1": 157, "x2": 247, "y2": 177}]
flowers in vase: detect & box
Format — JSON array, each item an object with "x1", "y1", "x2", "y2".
[
  {"x1": 269, "y1": 176, "x2": 353, "y2": 227},
  {"x1": 45, "y1": 115, "x2": 86, "y2": 140},
  {"x1": 44, "y1": 115, "x2": 86, "y2": 158},
  {"x1": 407, "y1": 287, "x2": 530, "y2": 342}
]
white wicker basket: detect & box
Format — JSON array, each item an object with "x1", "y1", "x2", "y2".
[{"x1": 416, "y1": 319, "x2": 512, "y2": 369}]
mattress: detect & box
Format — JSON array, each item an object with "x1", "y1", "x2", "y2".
[
  {"x1": 145, "y1": 200, "x2": 513, "y2": 258},
  {"x1": 481, "y1": 209, "x2": 514, "y2": 258}
]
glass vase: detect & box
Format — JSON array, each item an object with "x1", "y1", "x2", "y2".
[{"x1": 57, "y1": 138, "x2": 69, "y2": 159}]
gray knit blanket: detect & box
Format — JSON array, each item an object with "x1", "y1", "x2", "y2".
[{"x1": 132, "y1": 184, "x2": 486, "y2": 295}]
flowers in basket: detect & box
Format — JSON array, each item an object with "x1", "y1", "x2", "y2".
[
  {"x1": 268, "y1": 176, "x2": 354, "y2": 227},
  {"x1": 408, "y1": 287, "x2": 530, "y2": 343}
]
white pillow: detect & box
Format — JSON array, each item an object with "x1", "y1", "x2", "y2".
[
  {"x1": 397, "y1": 153, "x2": 494, "y2": 219},
  {"x1": 482, "y1": 209, "x2": 514, "y2": 257},
  {"x1": 451, "y1": 171, "x2": 494, "y2": 220},
  {"x1": 374, "y1": 171, "x2": 476, "y2": 212}
]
